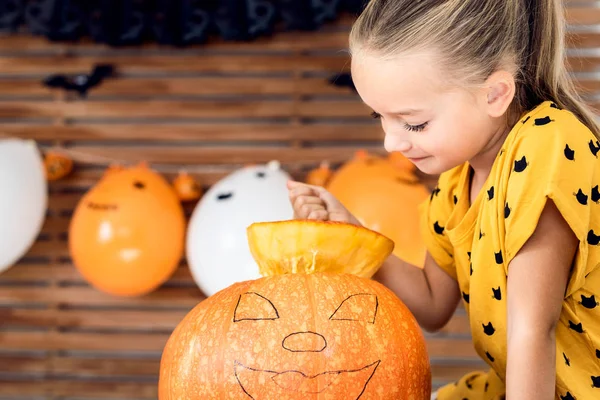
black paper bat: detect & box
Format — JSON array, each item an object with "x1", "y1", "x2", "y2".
[{"x1": 43, "y1": 64, "x2": 116, "y2": 97}]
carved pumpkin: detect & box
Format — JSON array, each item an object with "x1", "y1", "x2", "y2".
[
  {"x1": 44, "y1": 151, "x2": 73, "y2": 181},
  {"x1": 69, "y1": 162, "x2": 186, "y2": 296},
  {"x1": 326, "y1": 150, "x2": 430, "y2": 268},
  {"x1": 159, "y1": 220, "x2": 431, "y2": 399}
]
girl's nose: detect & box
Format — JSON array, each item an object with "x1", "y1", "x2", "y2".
[{"x1": 384, "y1": 134, "x2": 412, "y2": 153}]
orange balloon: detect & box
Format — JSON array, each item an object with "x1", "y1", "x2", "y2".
[
  {"x1": 69, "y1": 163, "x2": 186, "y2": 296},
  {"x1": 326, "y1": 150, "x2": 430, "y2": 268}
]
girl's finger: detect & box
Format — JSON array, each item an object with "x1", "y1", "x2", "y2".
[
  {"x1": 294, "y1": 195, "x2": 325, "y2": 209},
  {"x1": 295, "y1": 201, "x2": 325, "y2": 219},
  {"x1": 307, "y1": 209, "x2": 329, "y2": 221},
  {"x1": 288, "y1": 185, "x2": 319, "y2": 201}
]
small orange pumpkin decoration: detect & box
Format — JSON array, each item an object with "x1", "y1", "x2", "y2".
[
  {"x1": 159, "y1": 220, "x2": 431, "y2": 400},
  {"x1": 306, "y1": 161, "x2": 332, "y2": 187},
  {"x1": 44, "y1": 151, "x2": 73, "y2": 181},
  {"x1": 326, "y1": 150, "x2": 430, "y2": 268},
  {"x1": 69, "y1": 162, "x2": 186, "y2": 297},
  {"x1": 172, "y1": 170, "x2": 202, "y2": 202}
]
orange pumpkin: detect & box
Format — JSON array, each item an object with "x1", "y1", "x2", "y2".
[
  {"x1": 306, "y1": 161, "x2": 332, "y2": 187},
  {"x1": 44, "y1": 151, "x2": 73, "y2": 181},
  {"x1": 173, "y1": 170, "x2": 202, "y2": 202},
  {"x1": 69, "y1": 162, "x2": 186, "y2": 297},
  {"x1": 326, "y1": 150, "x2": 430, "y2": 268},
  {"x1": 158, "y1": 220, "x2": 431, "y2": 399}
]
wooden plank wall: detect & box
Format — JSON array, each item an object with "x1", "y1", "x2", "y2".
[{"x1": 0, "y1": 2, "x2": 599, "y2": 398}]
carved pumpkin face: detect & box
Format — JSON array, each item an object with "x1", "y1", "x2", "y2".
[
  {"x1": 160, "y1": 273, "x2": 430, "y2": 399},
  {"x1": 159, "y1": 221, "x2": 431, "y2": 400},
  {"x1": 326, "y1": 150, "x2": 430, "y2": 268},
  {"x1": 68, "y1": 162, "x2": 185, "y2": 296},
  {"x1": 44, "y1": 151, "x2": 73, "y2": 181}
]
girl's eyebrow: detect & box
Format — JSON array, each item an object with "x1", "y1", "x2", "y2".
[{"x1": 391, "y1": 108, "x2": 423, "y2": 116}]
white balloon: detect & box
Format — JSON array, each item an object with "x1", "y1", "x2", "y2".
[
  {"x1": 186, "y1": 161, "x2": 293, "y2": 296},
  {"x1": 0, "y1": 139, "x2": 47, "y2": 273}
]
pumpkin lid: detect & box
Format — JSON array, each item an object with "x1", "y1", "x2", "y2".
[{"x1": 246, "y1": 220, "x2": 394, "y2": 278}]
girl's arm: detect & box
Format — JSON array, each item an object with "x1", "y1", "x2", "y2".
[
  {"x1": 506, "y1": 200, "x2": 578, "y2": 399},
  {"x1": 373, "y1": 252, "x2": 460, "y2": 332}
]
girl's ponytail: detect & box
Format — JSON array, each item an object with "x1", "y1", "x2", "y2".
[{"x1": 517, "y1": 0, "x2": 600, "y2": 138}]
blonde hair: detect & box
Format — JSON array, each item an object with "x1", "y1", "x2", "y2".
[{"x1": 349, "y1": 0, "x2": 600, "y2": 138}]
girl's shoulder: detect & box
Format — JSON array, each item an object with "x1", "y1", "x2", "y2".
[{"x1": 510, "y1": 101, "x2": 597, "y2": 154}]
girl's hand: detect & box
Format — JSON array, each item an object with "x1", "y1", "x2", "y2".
[{"x1": 286, "y1": 180, "x2": 362, "y2": 226}]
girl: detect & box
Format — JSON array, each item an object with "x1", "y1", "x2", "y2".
[{"x1": 287, "y1": 0, "x2": 600, "y2": 399}]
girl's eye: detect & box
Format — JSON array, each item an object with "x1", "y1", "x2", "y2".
[
  {"x1": 371, "y1": 111, "x2": 427, "y2": 132},
  {"x1": 404, "y1": 122, "x2": 428, "y2": 132}
]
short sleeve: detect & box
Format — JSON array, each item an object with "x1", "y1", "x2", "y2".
[
  {"x1": 503, "y1": 108, "x2": 599, "y2": 296},
  {"x1": 419, "y1": 170, "x2": 459, "y2": 279}
]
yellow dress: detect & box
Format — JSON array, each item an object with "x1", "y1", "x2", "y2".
[{"x1": 420, "y1": 101, "x2": 600, "y2": 399}]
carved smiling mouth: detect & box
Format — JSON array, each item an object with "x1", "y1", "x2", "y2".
[{"x1": 234, "y1": 360, "x2": 380, "y2": 399}]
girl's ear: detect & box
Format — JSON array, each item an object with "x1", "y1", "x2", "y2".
[{"x1": 484, "y1": 70, "x2": 516, "y2": 118}]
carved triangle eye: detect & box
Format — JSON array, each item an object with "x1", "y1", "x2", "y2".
[
  {"x1": 233, "y1": 292, "x2": 279, "y2": 322},
  {"x1": 329, "y1": 293, "x2": 378, "y2": 324}
]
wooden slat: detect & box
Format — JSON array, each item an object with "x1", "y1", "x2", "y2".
[
  {"x1": 1, "y1": 124, "x2": 382, "y2": 143},
  {"x1": 53, "y1": 357, "x2": 160, "y2": 378},
  {"x1": 0, "y1": 29, "x2": 351, "y2": 53},
  {"x1": 0, "y1": 100, "x2": 371, "y2": 119},
  {"x1": 29, "y1": 146, "x2": 385, "y2": 167},
  {"x1": 1, "y1": 308, "x2": 188, "y2": 331},
  {"x1": 0, "y1": 286, "x2": 203, "y2": 308},
  {"x1": 0, "y1": 264, "x2": 194, "y2": 284},
  {"x1": 574, "y1": 78, "x2": 600, "y2": 93},
  {"x1": 0, "y1": 355, "x2": 159, "y2": 377},
  {"x1": 0, "y1": 331, "x2": 170, "y2": 352},
  {"x1": 566, "y1": 7, "x2": 600, "y2": 26},
  {"x1": 567, "y1": 31, "x2": 600, "y2": 48},
  {"x1": 0, "y1": 100, "x2": 291, "y2": 119},
  {"x1": 0, "y1": 77, "x2": 355, "y2": 97},
  {"x1": 0, "y1": 380, "x2": 158, "y2": 398},
  {"x1": 0, "y1": 55, "x2": 348, "y2": 75},
  {"x1": 567, "y1": 55, "x2": 600, "y2": 73}
]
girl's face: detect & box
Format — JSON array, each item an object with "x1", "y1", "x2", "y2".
[{"x1": 351, "y1": 50, "x2": 501, "y2": 175}]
